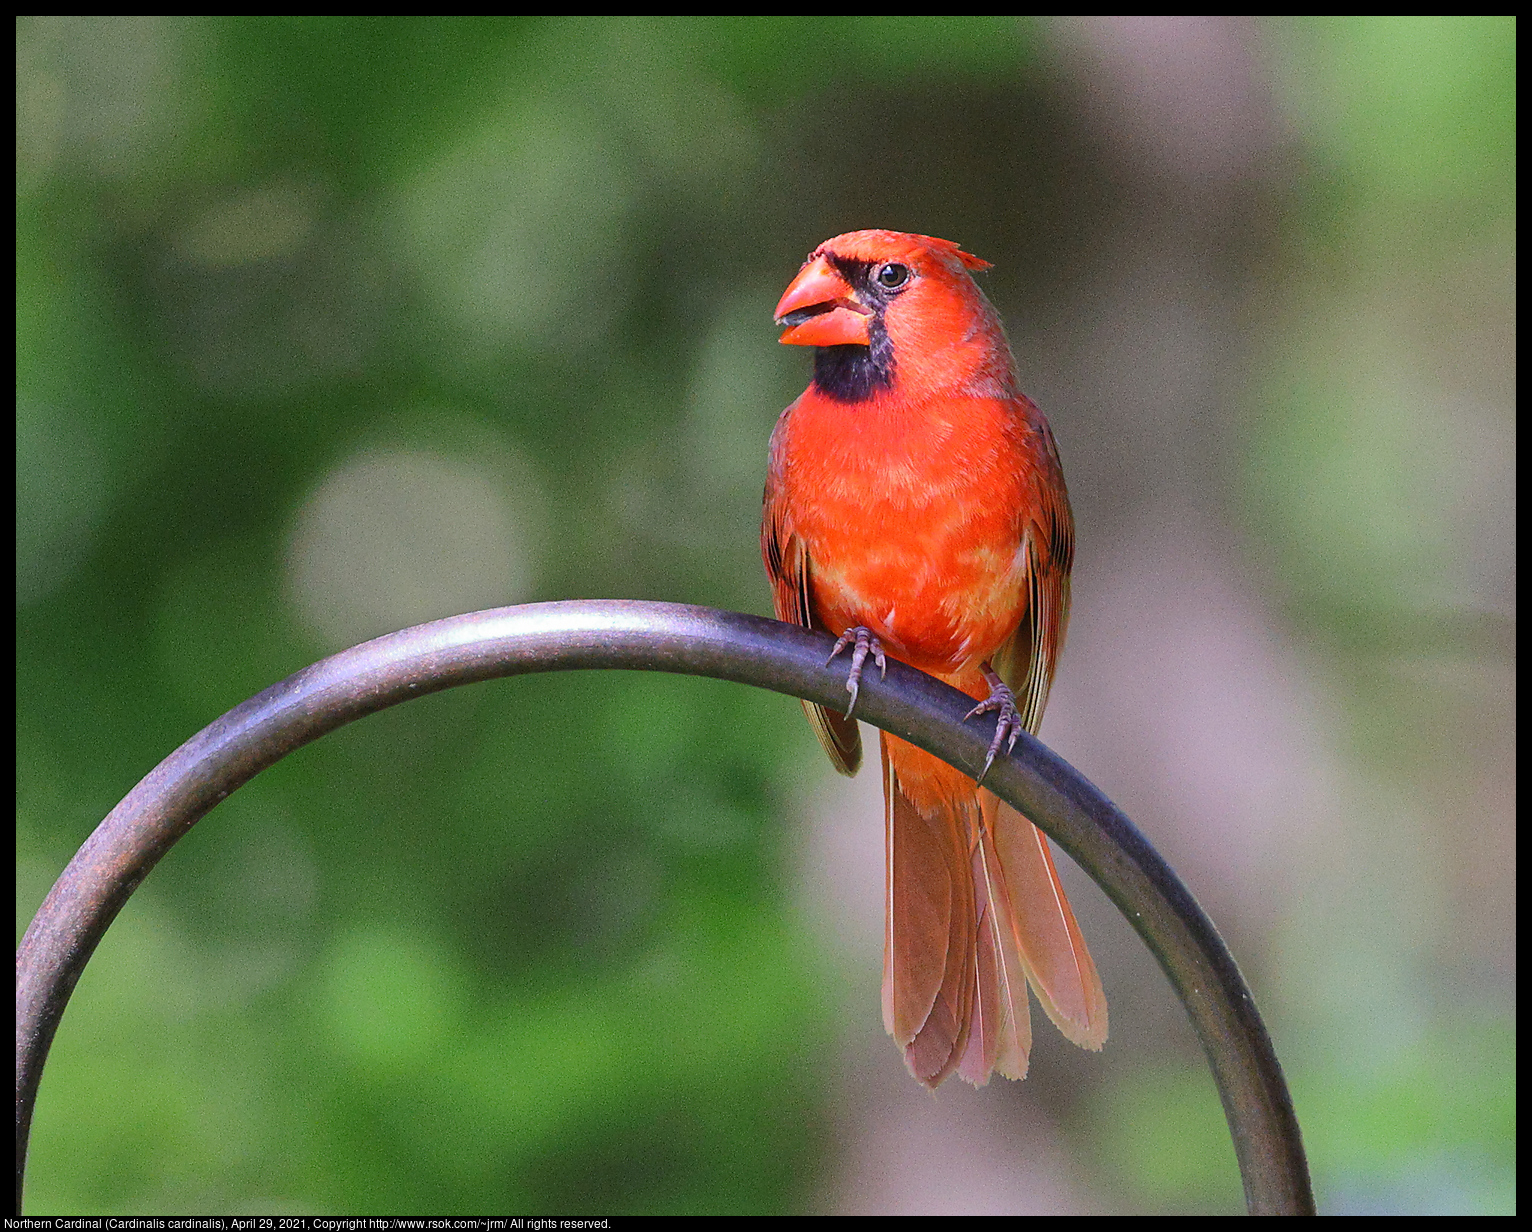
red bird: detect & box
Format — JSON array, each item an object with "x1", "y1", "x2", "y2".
[{"x1": 762, "y1": 230, "x2": 1106, "y2": 1088}]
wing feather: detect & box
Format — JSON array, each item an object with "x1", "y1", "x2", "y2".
[
  {"x1": 762, "y1": 474, "x2": 861, "y2": 775},
  {"x1": 979, "y1": 438, "x2": 1105, "y2": 1051}
]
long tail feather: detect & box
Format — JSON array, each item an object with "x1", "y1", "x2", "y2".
[
  {"x1": 961, "y1": 801, "x2": 1034, "y2": 1083},
  {"x1": 879, "y1": 734, "x2": 1103, "y2": 1089},
  {"x1": 985, "y1": 791, "x2": 1107, "y2": 1050},
  {"x1": 881, "y1": 738, "x2": 977, "y2": 1088}
]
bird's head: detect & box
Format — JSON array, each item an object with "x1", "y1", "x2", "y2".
[{"x1": 774, "y1": 230, "x2": 1013, "y2": 403}]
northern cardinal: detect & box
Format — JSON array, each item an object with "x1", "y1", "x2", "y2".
[{"x1": 762, "y1": 230, "x2": 1106, "y2": 1088}]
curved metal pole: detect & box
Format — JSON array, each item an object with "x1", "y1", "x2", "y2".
[{"x1": 16, "y1": 600, "x2": 1313, "y2": 1214}]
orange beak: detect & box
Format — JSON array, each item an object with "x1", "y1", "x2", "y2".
[{"x1": 774, "y1": 255, "x2": 872, "y2": 347}]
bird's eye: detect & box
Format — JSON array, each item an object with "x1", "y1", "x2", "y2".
[{"x1": 876, "y1": 263, "x2": 910, "y2": 289}]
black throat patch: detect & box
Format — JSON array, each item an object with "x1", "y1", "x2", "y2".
[{"x1": 809, "y1": 255, "x2": 897, "y2": 403}]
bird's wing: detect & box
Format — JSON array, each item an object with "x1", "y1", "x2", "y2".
[
  {"x1": 993, "y1": 417, "x2": 1074, "y2": 734},
  {"x1": 978, "y1": 419, "x2": 1105, "y2": 1051},
  {"x1": 762, "y1": 469, "x2": 862, "y2": 776}
]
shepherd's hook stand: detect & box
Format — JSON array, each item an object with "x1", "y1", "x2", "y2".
[{"x1": 16, "y1": 600, "x2": 1314, "y2": 1214}]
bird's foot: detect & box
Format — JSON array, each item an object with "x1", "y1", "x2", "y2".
[
  {"x1": 964, "y1": 664, "x2": 1022, "y2": 784},
  {"x1": 827, "y1": 626, "x2": 887, "y2": 718}
]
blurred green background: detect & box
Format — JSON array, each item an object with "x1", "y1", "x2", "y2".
[{"x1": 16, "y1": 16, "x2": 1513, "y2": 1215}]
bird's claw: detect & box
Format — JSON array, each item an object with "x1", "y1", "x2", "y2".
[
  {"x1": 828, "y1": 626, "x2": 887, "y2": 718},
  {"x1": 964, "y1": 675, "x2": 1022, "y2": 785}
]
